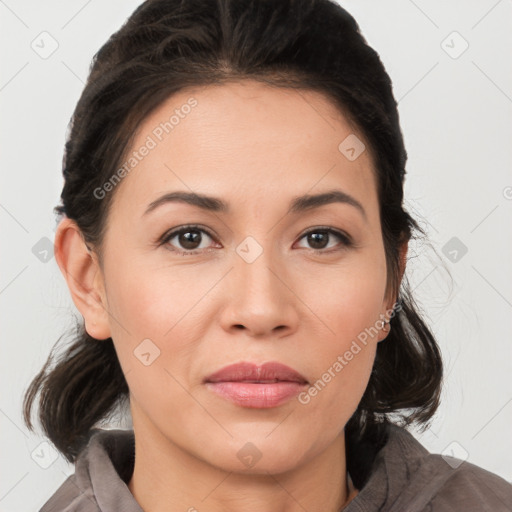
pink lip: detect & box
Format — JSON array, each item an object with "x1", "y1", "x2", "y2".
[{"x1": 204, "y1": 361, "x2": 308, "y2": 409}]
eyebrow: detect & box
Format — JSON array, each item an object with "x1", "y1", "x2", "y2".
[{"x1": 143, "y1": 189, "x2": 367, "y2": 221}]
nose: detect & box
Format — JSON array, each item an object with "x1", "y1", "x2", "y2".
[{"x1": 218, "y1": 245, "x2": 300, "y2": 339}]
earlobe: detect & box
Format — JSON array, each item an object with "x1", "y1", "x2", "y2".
[{"x1": 54, "y1": 217, "x2": 111, "y2": 340}]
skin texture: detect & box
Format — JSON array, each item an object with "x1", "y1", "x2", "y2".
[{"x1": 55, "y1": 80, "x2": 407, "y2": 512}]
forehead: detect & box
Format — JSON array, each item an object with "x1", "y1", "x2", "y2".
[{"x1": 109, "y1": 80, "x2": 378, "y2": 218}]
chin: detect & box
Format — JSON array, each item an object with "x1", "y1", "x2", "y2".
[{"x1": 201, "y1": 435, "x2": 311, "y2": 476}]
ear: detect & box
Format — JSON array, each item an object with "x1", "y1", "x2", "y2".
[
  {"x1": 378, "y1": 239, "x2": 408, "y2": 342},
  {"x1": 387, "y1": 238, "x2": 408, "y2": 309},
  {"x1": 54, "y1": 217, "x2": 111, "y2": 340},
  {"x1": 398, "y1": 239, "x2": 408, "y2": 284}
]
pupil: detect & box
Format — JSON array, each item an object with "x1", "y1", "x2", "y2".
[
  {"x1": 309, "y1": 232, "x2": 327, "y2": 249},
  {"x1": 180, "y1": 230, "x2": 200, "y2": 249}
]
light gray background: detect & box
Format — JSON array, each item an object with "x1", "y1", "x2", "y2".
[{"x1": 1, "y1": 0, "x2": 511, "y2": 510}]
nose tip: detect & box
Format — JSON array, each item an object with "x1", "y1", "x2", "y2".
[{"x1": 219, "y1": 255, "x2": 299, "y2": 338}]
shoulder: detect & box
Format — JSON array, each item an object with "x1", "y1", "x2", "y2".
[
  {"x1": 39, "y1": 473, "x2": 101, "y2": 511},
  {"x1": 421, "y1": 455, "x2": 512, "y2": 510},
  {"x1": 386, "y1": 424, "x2": 512, "y2": 511},
  {"x1": 39, "y1": 429, "x2": 138, "y2": 512}
]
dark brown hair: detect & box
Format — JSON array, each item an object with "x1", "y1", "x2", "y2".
[{"x1": 23, "y1": 0, "x2": 443, "y2": 466}]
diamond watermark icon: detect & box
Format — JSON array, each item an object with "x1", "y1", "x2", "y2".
[
  {"x1": 441, "y1": 441, "x2": 469, "y2": 469},
  {"x1": 441, "y1": 31, "x2": 469, "y2": 59},
  {"x1": 237, "y1": 442, "x2": 262, "y2": 468},
  {"x1": 30, "y1": 31, "x2": 59, "y2": 59},
  {"x1": 442, "y1": 236, "x2": 468, "y2": 263},
  {"x1": 32, "y1": 237, "x2": 54, "y2": 263},
  {"x1": 236, "y1": 236, "x2": 263, "y2": 264},
  {"x1": 338, "y1": 134, "x2": 365, "y2": 161},
  {"x1": 31, "y1": 441, "x2": 59, "y2": 469},
  {"x1": 134, "y1": 338, "x2": 161, "y2": 366}
]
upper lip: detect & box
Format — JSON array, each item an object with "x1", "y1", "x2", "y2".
[{"x1": 204, "y1": 361, "x2": 308, "y2": 384}]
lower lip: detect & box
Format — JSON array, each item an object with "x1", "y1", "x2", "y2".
[{"x1": 205, "y1": 381, "x2": 307, "y2": 408}]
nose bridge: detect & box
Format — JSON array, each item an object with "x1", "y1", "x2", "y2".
[
  {"x1": 221, "y1": 234, "x2": 298, "y2": 335},
  {"x1": 235, "y1": 236, "x2": 284, "y2": 305}
]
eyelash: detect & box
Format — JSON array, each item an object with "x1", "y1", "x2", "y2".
[{"x1": 158, "y1": 224, "x2": 353, "y2": 256}]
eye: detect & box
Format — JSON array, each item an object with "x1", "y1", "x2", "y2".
[
  {"x1": 160, "y1": 225, "x2": 219, "y2": 255},
  {"x1": 295, "y1": 227, "x2": 352, "y2": 252},
  {"x1": 158, "y1": 224, "x2": 353, "y2": 256}
]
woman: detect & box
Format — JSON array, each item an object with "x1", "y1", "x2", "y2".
[{"x1": 23, "y1": 0, "x2": 512, "y2": 510}]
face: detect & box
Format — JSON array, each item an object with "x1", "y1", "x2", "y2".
[{"x1": 63, "y1": 80, "x2": 400, "y2": 475}]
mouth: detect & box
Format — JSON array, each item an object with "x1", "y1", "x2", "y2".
[
  {"x1": 204, "y1": 361, "x2": 308, "y2": 385},
  {"x1": 203, "y1": 361, "x2": 309, "y2": 408}
]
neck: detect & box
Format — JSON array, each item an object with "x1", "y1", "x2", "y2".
[{"x1": 127, "y1": 414, "x2": 357, "y2": 512}]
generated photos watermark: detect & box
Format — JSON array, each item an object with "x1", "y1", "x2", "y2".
[
  {"x1": 297, "y1": 300, "x2": 402, "y2": 405},
  {"x1": 93, "y1": 97, "x2": 198, "y2": 200}
]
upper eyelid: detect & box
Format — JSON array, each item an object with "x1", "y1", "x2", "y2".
[{"x1": 159, "y1": 224, "x2": 215, "y2": 241}]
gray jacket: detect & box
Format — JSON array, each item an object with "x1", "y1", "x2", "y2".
[{"x1": 39, "y1": 423, "x2": 512, "y2": 511}]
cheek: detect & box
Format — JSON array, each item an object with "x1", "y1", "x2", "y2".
[
  {"x1": 292, "y1": 254, "x2": 386, "y2": 423},
  {"x1": 293, "y1": 249, "x2": 387, "y2": 343},
  {"x1": 105, "y1": 253, "x2": 198, "y2": 340},
  {"x1": 305, "y1": 344, "x2": 377, "y2": 435},
  {"x1": 103, "y1": 258, "x2": 212, "y2": 401},
  {"x1": 104, "y1": 273, "x2": 193, "y2": 418},
  {"x1": 297, "y1": 298, "x2": 380, "y2": 434}
]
